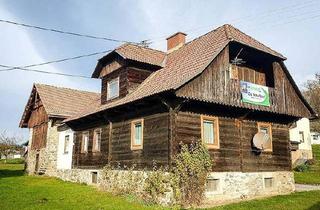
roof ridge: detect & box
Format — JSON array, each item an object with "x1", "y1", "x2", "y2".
[
  {"x1": 166, "y1": 24, "x2": 227, "y2": 56},
  {"x1": 34, "y1": 83, "x2": 100, "y2": 95},
  {"x1": 117, "y1": 43, "x2": 166, "y2": 54}
]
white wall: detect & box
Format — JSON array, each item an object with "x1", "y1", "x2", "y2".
[
  {"x1": 311, "y1": 132, "x2": 320, "y2": 145},
  {"x1": 57, "y1": 129, "x2": 74, "y2": 170},
  {"x1": 289, "y1": 118, "x2": 312, "y2": 151}
]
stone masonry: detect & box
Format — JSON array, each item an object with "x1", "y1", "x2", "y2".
[{"x1": 27, "y1": 120, "x2": 59, "y2": 176}]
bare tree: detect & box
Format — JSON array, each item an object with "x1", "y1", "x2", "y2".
[
  {"x1": 303, "y1": 73, "x2": 320, "y2": 132},
  {"x1": 0, "y1": 131, "x2": 19, "y2": 163}
]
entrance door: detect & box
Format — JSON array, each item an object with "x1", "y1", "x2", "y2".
[{"x1": 35, "y1": 154, "x2": 39, "y2": 173}]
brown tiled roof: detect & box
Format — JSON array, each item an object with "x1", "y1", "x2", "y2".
[
  {"x1": 65, "y1": 24, "x2": 287, "y2": 122},
  {"x1": 20, "y1": 84, "x2": 100, "y2": 127},
  {"x1": 115, "y1": 43, "x2": 166, "y2": 66}
]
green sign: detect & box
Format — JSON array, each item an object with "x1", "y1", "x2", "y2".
[{"x1": 240, "y1": 81, "x2": 270, "y2": 106}]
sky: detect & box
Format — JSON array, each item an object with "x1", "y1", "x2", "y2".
[{"x1": 0, "y1": 0, "x2": 319, "y2": 142}]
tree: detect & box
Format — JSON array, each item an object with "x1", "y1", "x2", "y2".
[
  {"x1": 303, "y1": 73, "x2": 320, "y2": 132},
  {"x1": 0, "y1": 131, "x2": 19, "y2": 162}
]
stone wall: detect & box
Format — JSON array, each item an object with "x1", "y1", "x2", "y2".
[
  {"x1": 204, "y1": 171, "x2": 295, "y2": 206},
  {"x1": 26, "y1": 120, "x2": 59, "y2": 176},
  {"x1": 54, "y1": 168, "x2": 294, "y2": 206}
]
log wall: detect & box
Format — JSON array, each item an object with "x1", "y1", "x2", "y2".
[
  {"x1": 73, "y1": 112, "x2": 169, "y2": 169},
  {"x1": 174, "y1": 111, "x2": 291, "y2": 172}
]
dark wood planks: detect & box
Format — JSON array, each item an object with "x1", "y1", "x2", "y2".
[{"x1": 176, "y1": 47, "x2": 312, "y2": 118}]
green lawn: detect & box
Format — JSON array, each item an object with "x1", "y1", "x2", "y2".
[
  {"x1": 1, "y1": 163, "x2": 320, "y2": 210},
  {"x1": 294, "y1": 145, "x2": 320, "y2": 185}
]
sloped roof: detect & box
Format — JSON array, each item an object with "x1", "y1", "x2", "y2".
[
  {"x1": 115, "y1": 43, "x2": 166, "y2": 66},
  {"x1": 20, "y1": 84, "x2": 100, "y2": 127},
  {"x1": 65, "y1": 24, "x2": 291, "y2": 122}
]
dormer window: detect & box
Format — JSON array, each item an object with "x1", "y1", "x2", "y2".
[{"x1": 107, "y1": 77, "x2": 119, "y2": 100}]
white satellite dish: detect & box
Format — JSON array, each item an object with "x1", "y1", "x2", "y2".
[{"x1": 253, "y1": 132, "x2": 270, "y2": 151}]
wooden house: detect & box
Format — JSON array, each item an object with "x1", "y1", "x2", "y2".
[
  {"x1": 19, "y1": 84, "x2": 99, "y2": 174},
  {"x1": 20, "y1": 24, "x2": 316, "y2": 202},
  {"x1": 63, "y1": 25, "x2": 316, "y2": 201}
]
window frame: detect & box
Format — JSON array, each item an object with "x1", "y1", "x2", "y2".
[
  {"x1": 257, "y1": 122, "x2": 273, "y2": 152},
  {"x1": 299, "y1": 131, "x2": 305, "y2": 143},
  {"x1": 93, "y1": 128, "x2": 102, "y2": 152},
  {"x1": 107, "y1": 77, "x2": 120, "y2": 100},
  {"x1": 81, "y1": 131, "x2": 89, "y2": 153},
  {"x1": 201, "y1": 115, "x2": 219, "y2": 149},
  {"x1": 63, "y1": 135, "x2": 70, "y2": 154},
  {"x1": 131, "y1": 119, "x2": 144, "y2": 150}
]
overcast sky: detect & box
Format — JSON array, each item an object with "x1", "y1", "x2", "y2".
[{"x1": 0, "y1": 0, "x2": 319, "y2": 141}]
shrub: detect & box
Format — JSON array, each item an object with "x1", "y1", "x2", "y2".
[
  {"x1": 172, "y1": 142, "x2": 213, "y2": 208},
  {"x1": 294, "y1": 164, "x2": 310, "y2": 172}
]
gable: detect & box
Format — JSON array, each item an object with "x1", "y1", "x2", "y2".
[{"x1": 176, "y1": 45, "x2": 314, "y2": 118}]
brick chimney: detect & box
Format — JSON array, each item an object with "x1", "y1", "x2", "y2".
[{"x1": 166, "y1": 32, "x2": 187, "y2": 53}]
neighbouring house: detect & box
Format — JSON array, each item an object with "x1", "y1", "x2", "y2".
[
  {"x1": 311, "y1": 132, "x2": 320, "y2": 144},
  {"x1": 290, "y1": 118, "x2": 313, "y2": 166},
  {"x1": 19, "y1": 84, "x2": 100, "y2": 175},
  {"x1": 20, "y1": 24, "x2": 317, "y2": 204}
]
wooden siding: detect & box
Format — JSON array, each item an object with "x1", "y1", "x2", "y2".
[
  {"x1": 101, "y1": 67, "x2": 151, "y2": 104},
  {"x1": 174, "y1": 112, "x2": 291, "y2": 172},
  {"x1": 73, "y1": 112, "x2": 169, "y2": 169},
  {"x1": 73, "y1": 125, "x2": 109, "y2": 169},
  {"x1": 176, "y1": 47, "x2": 311, "y2": 118},
  {"x1": 28, "y1": 101, "x2": 49, "y2": 150}
]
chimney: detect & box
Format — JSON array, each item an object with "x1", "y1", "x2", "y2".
[{"x1": 166, "y1": 32, "x2": 187, "y2": 53}]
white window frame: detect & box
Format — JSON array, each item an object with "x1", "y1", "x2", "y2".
[{"x1": 107, "y1": 77, "x2": 120, "y2": 100}]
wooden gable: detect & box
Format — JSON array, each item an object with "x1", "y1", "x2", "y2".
[{"x1": 176, "y1": 45, "x2": 313, "y2": 118}]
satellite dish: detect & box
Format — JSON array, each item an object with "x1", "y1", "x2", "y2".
[{"x1": 252, "y1": 132, "x2": 270, "y2": 154}]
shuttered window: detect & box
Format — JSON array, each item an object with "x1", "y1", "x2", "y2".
[
  {"x1": 81, "y1": 132, "x2": 89, "y2": 153},
  {"x1": 93, "y1": 129, "x2": 101, "y2": 152},
  {"x1": 131, "y1": 119, "x2": 144, "y2": 150},
  {"x1": 201, "y1": 115, "x2": 219, "y2": 149},
  {"x1": 107, "y1": 77, "x2": 119, "y2": 100}
]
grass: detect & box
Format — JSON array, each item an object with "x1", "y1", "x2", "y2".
[
  {"x1": 294, "y1": 145, "x2": 320, "y2": 185},
  {"x1": 0, "y1": 158, "x2": 25, "y2": 164},
  {"x1": 0, "y1": 164, "x2": 164, "y2": 210},
  {"x1": 1, "y1": 163, "x2": 320, "y2": 210}
]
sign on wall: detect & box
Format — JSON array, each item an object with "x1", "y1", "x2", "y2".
[{"x1": 240, "y1": 81, "x2": 270, "y2": 106}]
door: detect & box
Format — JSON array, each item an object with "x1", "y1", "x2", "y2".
[{"x1": 35, "y1": 153, "x2": 39, "y2": 173}]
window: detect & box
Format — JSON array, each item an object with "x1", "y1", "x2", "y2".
[
  {"x1": 91, "y1": 171, "x2": 98, "y2": 184},
  {"x1": 107, "y1": 77, "x2": 119, "y2": 100},
  {"x1": 131, "y1": 119, "x2": 144, "y2": 150},
  {"x1": 93, "y1": 129, "x2": 101, "y2": 152},
  {"x1": 81, "y1": 131, "x2": 89, "y2": 153},
  {"x1": 206, "y1": 178, "x2": 219, "y2": 192},
  {"x1": 201, "y1": 115, "x2": 219, "y2": 149},
  {"x1": 64, "y1": 135, "x2": 70, "y2": 154},
  {"x1": 264, "y1": 177, "x2": 273, "y2": 189},
  {"x1": 299, "y1": 131, "x2": 305, "y2": 143},
  {"x1": 257, "y1": 122, "x2": 273, "y2": 152}
]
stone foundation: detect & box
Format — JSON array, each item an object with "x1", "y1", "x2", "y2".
[
  {"x1": 204, "y1": 171, "x2": 295, "y2": 206},
  {"x1": 54, "y1": 169, "x2": 294, "y2": 206}
]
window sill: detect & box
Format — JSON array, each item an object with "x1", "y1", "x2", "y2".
[{"x1": 131, "y1": 146, "x2": 143, "y2": 151}]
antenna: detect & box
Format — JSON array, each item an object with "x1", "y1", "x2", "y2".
[
  {"x1": 231, "y1": 48, "x2": 246, "y2": 65},
  {"x1": 139, "y1": 40, "x2": 152, "y2": 47}
]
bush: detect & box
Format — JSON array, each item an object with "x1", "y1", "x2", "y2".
[
  {"x1": 294, "y1": 164, "x2": 310, "y2": 172},
  {"x1": 172, "y1": 142, "x2": 213, "y2": 208}
]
